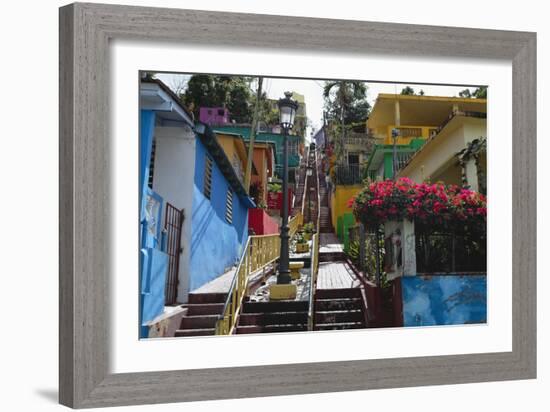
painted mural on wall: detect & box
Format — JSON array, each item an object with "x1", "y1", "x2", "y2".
[{"x1": 401, "y1": 275, "x2": 487, "y2": 326}]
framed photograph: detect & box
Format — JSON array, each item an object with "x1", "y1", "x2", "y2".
[{"x1": 59, "y1": 2, "x2": 536, "y2": 408}]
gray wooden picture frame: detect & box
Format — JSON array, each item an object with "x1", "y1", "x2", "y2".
[{"x1": 59, "y1": 2, "x2": 536, "y2": 409}]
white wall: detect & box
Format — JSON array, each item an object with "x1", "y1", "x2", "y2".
[
  {"x1": 153, "y1": 126, "x2": 196, "y2": 302},
  {"x1": 1, "y1": 1, "x2": 548, "y2": 412},
  {"x1": 404, "y1": 117, "x2": 486, "y2": 182}
]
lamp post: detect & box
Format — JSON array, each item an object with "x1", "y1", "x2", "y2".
[{"x1": 276, "y1": 91, "x2": 298, "y2": 285}]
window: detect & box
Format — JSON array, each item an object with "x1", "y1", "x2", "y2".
[
  {"x1": 204, "y1": 156, "x2": 213, "y2": 199},
  {"x1": 348, "y1": 153, "x2": 360, "y2": 165},
  {"x1": 218, "y1": 109, "x2": 225, "y2": 116},
  {"x1": 225, "y1": 189, "x2": 233, "y2": 224},
  {"x1": 147, "y1": 138, "x2": 156, "y2": 189}
]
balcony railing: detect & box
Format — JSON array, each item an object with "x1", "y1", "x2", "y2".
[
  {"x1": 333, "y1": 164, "x2": 369, "y2": 185},
  {"x1": 382, "y1": 125, "x2": 438, "y2": 145}
]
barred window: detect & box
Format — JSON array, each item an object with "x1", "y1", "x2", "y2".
[
  {"x1": 225, "y1": 189, "x2": 233, "y2": 224},
  {"x1": 204, "y1": 156, "x2": 213, "y2": 199}
]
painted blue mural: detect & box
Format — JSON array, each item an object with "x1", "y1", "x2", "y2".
[
  {"x1": 189, "y1": 138, "x2": 250, "y2": 291},
  {"x1": 401, "y1": 275, "x2": 487, "y2": 326}
]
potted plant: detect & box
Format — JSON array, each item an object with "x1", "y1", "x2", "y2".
[
  {"x1": 294, "y1": 231, "x2": 309, "y2": 253},
  {"x1": 302, "y1": 222, "x2": 315, "y2": 241}
]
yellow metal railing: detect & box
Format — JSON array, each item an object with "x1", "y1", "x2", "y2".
[
  {"x1": 215, "y1": 212, "x2": 303, "y2": 335},
  {"x1": 307, "y1": 232, "x2": 320, "y2": 331},
  {"x1": 289, "y1": 212, "x2": 303, "y2": 238}
]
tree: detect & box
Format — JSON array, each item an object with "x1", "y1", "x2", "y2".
[
  {"x1": 323, "y1": 81, "x2": 369, "y2": 160},
  {"x1": 472, "y1": 86, "x2": 487, "y2": 99},
  {"x1": 459, "y1": 89, "x2": 472, "y2": 98},
  {"x1": 182, "y1": 75, "x2": 254, "y2": 122},
  {"x1": 400, "y1": 86, "x2": 415, "y2": 95},
  {"x1": 458, "y1": 87, "x2": 487, "y2": 99}
]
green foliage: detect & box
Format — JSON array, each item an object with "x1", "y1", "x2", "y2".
[
  {"x1": 294, "y1": 231, "x2": 307, "y2": 244},
  {"x1": 472, "y1": 86, "x2": 487, "y2": 99},
  {"x1": 459, "y1": 86, "x2": 487, "y2": 99},
  {"x1": 323, "y1": 81, "x2": 370, "y2": 128},
  {"x1": 183, "y1": 75, "x2": 254, "y2": 122},
  {"x1": 303, "y1": 222, "x2": 315, "y2": 234},
  {"x1": 400, "y1": 86, "x2": 415, "y2": 95},
  {"x1": 459, "y1": 89, "x2": 472, "y2": 98},
  {"x1": 267, "y1": 182, "x2": 282, "y2": 192}
]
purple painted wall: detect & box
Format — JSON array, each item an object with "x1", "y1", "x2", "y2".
[{"x1": 199, "y1": 107, "x2": 230, "y2": 125}]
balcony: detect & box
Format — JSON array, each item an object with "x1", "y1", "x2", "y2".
[
  {"x1": 333, "y1": 164, "x2": 370, "y2": 185},
  {"x1": 380, "y1": 125, "x2": 438, "y2": 145}
]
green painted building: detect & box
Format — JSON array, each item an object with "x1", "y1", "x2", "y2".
[{"x1": 365, "y1": 139, "x2": 426, "y2": 180}]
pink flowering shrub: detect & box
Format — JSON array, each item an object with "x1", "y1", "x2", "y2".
[{"x1": 350, "y1": 178, "x2": 487, "y2": 233}]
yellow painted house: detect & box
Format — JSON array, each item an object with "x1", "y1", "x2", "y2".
[
  {"x1": 215, "y1": 131, "x2": 253, "y2": 186},
  {"x1": 330, "y1": 93, "x2": 487, "y2": 246}
]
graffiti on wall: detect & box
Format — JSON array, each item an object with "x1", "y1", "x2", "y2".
[{"x1": 401, "y1": 275, "x2": 487, "y2": 326}]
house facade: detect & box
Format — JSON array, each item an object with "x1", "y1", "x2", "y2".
[
  {"x1": 199, "y1": 106, "x2": 230, "y2": 126},
  {"x1": 250, "y1": 141, "x2": 276, "y2": 205},
  {"x1": 366, "y1": 94, "x2": 486, "y2": 181},
  {"x1": 212, "y1": 125, "x2": 303, "y2": 184},
  {"x1": 139, "y1": 79, "x2": 254, "y2": 336},
  {"x1": 328, "y1": 93, "x2": 487, "y2": 250}
]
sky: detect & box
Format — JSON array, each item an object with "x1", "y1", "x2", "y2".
[{"x1": 155, "y1": 72, "x2": 482, "y2": 140}]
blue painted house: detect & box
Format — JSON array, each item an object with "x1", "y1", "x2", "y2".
[{"x1": 139, "y1": 79, "x2": 254, "y2": 336}]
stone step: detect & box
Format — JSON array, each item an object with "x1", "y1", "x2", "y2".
[
  {"x1": 315, "y1": 297, "x2": 362, "y2": 311},
  {"x1": 238, "y1": 311, "x2": 308, "y2": 326},
  {"x1": 314, "y1": 322, "x2": 364, "y2": 331},
  {"x1": 236, "y1": 324, "x2": 308, "y2": 334},
  {"x1": 180, "y1": 314, "x2": 219, "y2": 329},
  {"x1": 183, "y1": 303, "x2": 224, "y2": 316},
  {"x1": 188, "y1": 293, "x2": 227, "y2": 304},
  {"x1": 175, "y1": 328, "x2": 216, "y2": 337},
  {"x1": 243, "y1": 300, "x2": 309, "y2": 313},
  {"x1": 315, "y1": 309, "x2": 363, "y2": 324},
  {"x1": 316, "y1": 288, "x2": 362, "y2": 299}
]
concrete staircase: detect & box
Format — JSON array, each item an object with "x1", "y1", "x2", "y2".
[
  {"x1": 175, "y1": 293, "x2": 226, "y2": 337},
  {"x1": 314, "y1": 288, "x2": 367, "y2": 330},
  {"x1": 236, "y1": 300, "x2": 309, "y2": 334},
  {"x1": 317, "y1": 157, "x2": 333, "y2": 233}
]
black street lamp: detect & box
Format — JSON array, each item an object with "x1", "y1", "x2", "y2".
[{"x1": 276, "y1": 91, "x2": 298, "y2": 285}]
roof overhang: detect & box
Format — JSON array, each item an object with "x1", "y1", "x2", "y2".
[
  {"x1": 368, "y1": 94, "x2": 487, "y2": 129},
  {"x1": 140, "y1": 80, "x2": 194, "y2": 127}
]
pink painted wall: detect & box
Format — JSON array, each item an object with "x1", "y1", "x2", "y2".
[
  {"x1": 248, "y1": 208, "x2": 279, "y2": 235},
  {"x1": 199, "y1": 107, "x2": 230, "y2": 125}
]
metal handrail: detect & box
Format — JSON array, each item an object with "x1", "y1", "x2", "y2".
[
  {"x1": 215, "y1": 213, "x2": 302, "y2": 335},
  {"x1": 307, "y1": 232, "x2": 320, "y2": 331},
  {"x1": 307, "y1": 149, "x2": 322, "y2": 331},
  {"x1": 300, "y1": 145, "x2": 310, "y2": 218}
]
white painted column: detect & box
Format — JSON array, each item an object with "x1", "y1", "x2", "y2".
[
  {"x1": 384, "y1": 219, "x2": 416, "y2": 280},
  {"x1": 452, "y1": 103, "x2": 460, "y2": 114},
  {"x1": 464, "y1": 158, "x2": 479, "y2": 191},
  {"x1": 394, "y1": 100, "x2": 401, "y2": 127}
]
